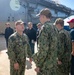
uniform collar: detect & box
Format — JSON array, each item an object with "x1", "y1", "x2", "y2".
[
  {"x1": 44, "y1": 21, "x2": 50, "y2": 24},
  {"x1": 58, "y1": 28, "x2": 64, "y2": 32},
  {"x1": 16, "y1": 32, "x2": 23, "y2": 37}
]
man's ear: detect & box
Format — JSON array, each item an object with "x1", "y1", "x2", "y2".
[{"x1": 43, "y1": 15, "x2": 46, "y2": 18}]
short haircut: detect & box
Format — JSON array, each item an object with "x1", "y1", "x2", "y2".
[
  {"x1": 5, "y1": 22, "x2": 10, "y2": 25},
  {"x1": 37, "y1": 23, "x2": 42, "y2": 26},
  {"x1": 55, "y1": 18, "x2": 64, "y2": 27},
  {"x1": 28, "y1": 22, "x2": 33, "y2": 25},
  {"x1": 15, "y1": 20, "x2": 24, "y2": 26}
]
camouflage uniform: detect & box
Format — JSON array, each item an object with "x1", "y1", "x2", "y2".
[
  {"x1": 32, "y1": 21, "x2": 58, "y2": 75},
  {"x1": 57, "y1": 29, "x2": 72, "y2": 75},
  {"x1": 7, "y1": 32, "x2": 32, "y2": 75}
]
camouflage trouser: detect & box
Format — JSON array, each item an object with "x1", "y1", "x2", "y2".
[
  {"x1": 10, "y1": 60, "x2": 26, "y2": 75},
  {"x1": 37, "y1": 67, "x2": 57, "y2": 75},
  {"x1": 57, "y1": 62, "x2": 70, "y2": 75},
  {"x1": 57, "y1": 70, "x2": 69, "y2": 75}
]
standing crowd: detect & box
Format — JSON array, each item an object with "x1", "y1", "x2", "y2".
[{"x1": 4, "y1": 8, "x2": 74, "y2": 75}]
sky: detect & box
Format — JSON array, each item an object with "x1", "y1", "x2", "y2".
[{"x1": 53, "y1": 0, "x2": 74, "y2": 10}]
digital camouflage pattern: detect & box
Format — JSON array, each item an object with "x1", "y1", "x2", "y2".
[
  {"x1": 32, "y1": 21, "x2": 58, "y2": 75},
  {"x1": 57, "y1": 29, "x2": 72, "y2": 75},
  {"x1": 7, "y1": 32, "x2": 32, "y2": 75}
]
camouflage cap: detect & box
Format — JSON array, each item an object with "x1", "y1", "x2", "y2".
[
  {"x1": 15, "y1": 20, "x2": 24, "y2": 26},
  {"x1": 36, "y1": 8, "x2": 52, "y2": 18}
]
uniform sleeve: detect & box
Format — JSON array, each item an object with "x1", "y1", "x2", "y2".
[
  {"x1": 57, "y1": 33, "x2": 66, "y2": 61},
  {"x1": 33, "y1": 26, "x2": 50, "y2": 67},
  {"x1": 7, "y1": 37, "x2": 17, "y2": 63},
  {"x1": 26, "y1": 36, "x2": 32, "y2": 58}
]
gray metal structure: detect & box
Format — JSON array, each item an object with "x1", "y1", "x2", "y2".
[
  {"x1": 0, "y1": 0, "x2": 74, "y2": 24},
  {"x1": 20, "y1": 0, "x2": 74, "y2": 24}
]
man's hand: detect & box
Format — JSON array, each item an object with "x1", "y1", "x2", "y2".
[
  {"x1": 58, "y1": 60, "x2": 62, "y2": 65},
  {"x1": 29, "y1": 58, "x2": 32, "y2": 63},
  {"x1": 35, "y1": 67, "x2": 40, "y2": 73},
  {"x1": 71, "y1": 51, "x2": 74, "y2": 56},
  {"x1": 14, "y1": 63, "x2": 19, "y2": 70},
  {"x1": 72, "y1": 42, "x2": 74, "y2": 56}
]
